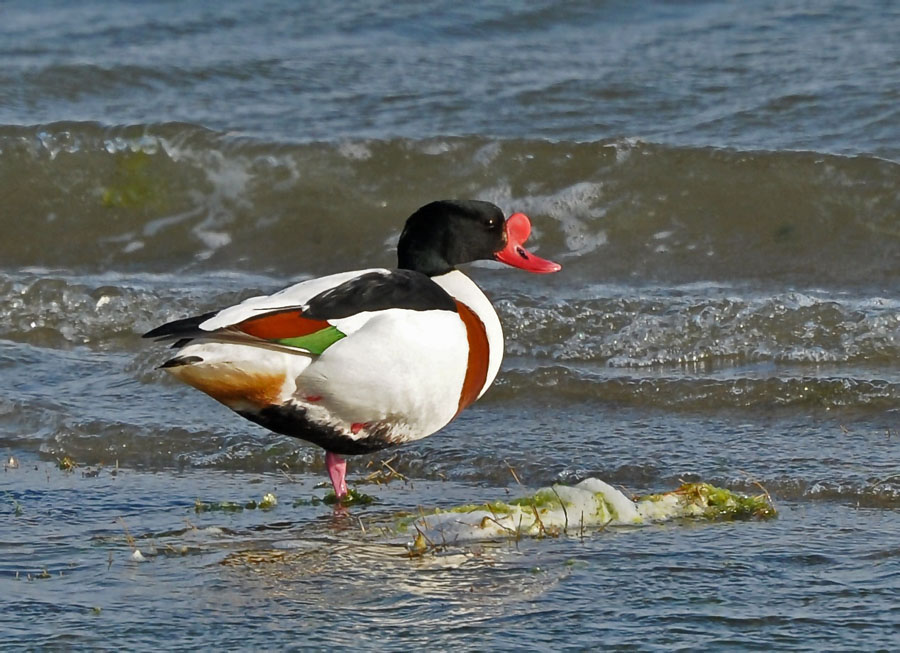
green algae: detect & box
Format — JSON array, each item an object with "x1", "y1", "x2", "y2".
[
  {"x1": 687, "y1": 483, "x2": 776, "y2": 521},
  {"x1": 57, "y1": 455, "x2": 77, "y2": 472},
  {"x1": 508, "y1": 489, "x2": 561, "y2": 510},
  {"x1": 100, "y1": 151, "x2": 167, "y2": 211},
  {"x1": 639, "y1": 483, "x2": 776, "y2": 521},
  {"x1": 404, "y1": 480, "x2": 776, "y2": 546},
  {"x1": 194, "y1": 500, "x2": 244, "y2": 513},
  {"x1": 258, "y1": 493, "x2": 278, "y2": 510},
  {"x1": 322, "y1": 487, "x2": 376, "y2": 507},
  {"x1": 194, "y1": 492, "x2": 279, "y2": 513},
  {"x1": 292, "y1": 496, "x2": 325, "y2": 507},
  {"x1": 446, "y1": 500, "x2": 516, "y2": 516}
]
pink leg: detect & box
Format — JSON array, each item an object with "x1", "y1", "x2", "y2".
[{"x1": 325, "y1": 451, "x2": 348, "y2": 499}]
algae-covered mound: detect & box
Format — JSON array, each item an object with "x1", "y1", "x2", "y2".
[{"x1": 408, "y1": 479, "x2": 775, "y2": 547}]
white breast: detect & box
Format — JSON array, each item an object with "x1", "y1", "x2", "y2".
[{"x1": 299, "y1": 308, "x2": 470, "y2": 439}]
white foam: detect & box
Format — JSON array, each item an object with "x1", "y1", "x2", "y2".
[
  {"x1": 338, "y1": 141, "x2": 372, "y2": 161},
  {"x1": 481, "y1": 180, "x2": 608, "y2": 256}
]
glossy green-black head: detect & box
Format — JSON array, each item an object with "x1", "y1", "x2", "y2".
[{"x1": 397, "y1": 199, "x2": 560, "y2": 277}]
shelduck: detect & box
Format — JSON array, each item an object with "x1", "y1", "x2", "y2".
[{"x1": 144, "y1": 200, "x2": 560, "y2": 499}]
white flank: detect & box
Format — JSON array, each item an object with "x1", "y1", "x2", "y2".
[
  {"x1": 169, "y1": 307, "x2": 470, "y2": 442},
  {"x1": 296, "y1": 308, "x2": 469, "y2": 440}
]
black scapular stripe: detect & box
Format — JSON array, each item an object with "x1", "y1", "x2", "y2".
[
  {"x1": 143, "y1": 270, "x2": 456, "y2": 341},
  {"x1": 302, "y1": 270, "x2": 457, "y2": 319}
]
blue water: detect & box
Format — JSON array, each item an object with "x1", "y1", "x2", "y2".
[
  {"x1": 1, "y1": 0, "x2": 899, "y2": 650},
  {"x1": 2, "y1": 1, "x2": 897, "y2": 156}
]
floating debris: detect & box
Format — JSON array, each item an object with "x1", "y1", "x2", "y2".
[
  {"x1": 362, "y1": 456, "x2": 408, "y2": 486},
  {"x1": 406, "y1": 479, "x2": 776, "y2": 548},
  {"x1": 221, "y1": 550, "x2": 288, "y2": 566},
  {"x1": 107, "y1": 479, "x2": 775, "y2": 569},
  {"x1": 195, "y1": 492, "x2": 279, "y2": 513},
  {"x1": 292, "y1": 495, "x2": 325, "y2": 507},
  {"x1": 323, "y1": 487, "x2": 376, "y2": 507},
  {"x1": 57, "y1": 455, "x2": 77, "y2": 472},
  {"x1": 4, "y1": 490, "x2": 23, "y2": 517},
  {"x1": 194, "y1": 500, "x2": 244, "y2": 513}
]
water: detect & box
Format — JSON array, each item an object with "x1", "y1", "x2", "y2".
[
  {"x1": 1, "y1": 0, "x2": 899, "y2": 649},
  {"x1": 3, "y1": 1, "x2": 898, "y2": 156}
]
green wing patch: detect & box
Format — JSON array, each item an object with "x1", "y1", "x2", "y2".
[{"x1": 274, "y1": 325, "x2": 346, "y2": 355}]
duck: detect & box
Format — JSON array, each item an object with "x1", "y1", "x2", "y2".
[{"x1": 144, "y1": 199, "x2": 560, "y2": 500}]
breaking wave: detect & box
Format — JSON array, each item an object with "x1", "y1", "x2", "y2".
[{"x1": 1, "y1": 122, "x2": 897, "y2": 288}]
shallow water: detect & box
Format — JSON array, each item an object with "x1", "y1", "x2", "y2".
[
  {"x1": 1, "y1": 0, "x2": 899, "y2": 650},
  {"x1": 3, "y1": 458, "x2": 899, "y2": 650}
]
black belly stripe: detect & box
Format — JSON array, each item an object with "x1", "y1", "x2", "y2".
[{"x1": 237, "y1": 405, "x2": 400, "y2": 456}]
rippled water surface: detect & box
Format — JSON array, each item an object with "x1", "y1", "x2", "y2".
[{"x1": 1, "y1": 0, "x2": 899, "y2": 650}]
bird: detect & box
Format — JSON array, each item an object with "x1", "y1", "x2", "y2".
[{"x1": 143, "y1": 199, "x2": 560, "y2": 500}]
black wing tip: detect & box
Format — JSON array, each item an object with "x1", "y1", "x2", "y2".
[
  {"x1": 142, "y1": 325, "x2": 169, "y2": 339},
  {"x1": 158, "y1": 355, "x2": 203, "y2": 369},
  {"x1": 142, "y1": 310, "x2": 219, "y2": 340}
]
